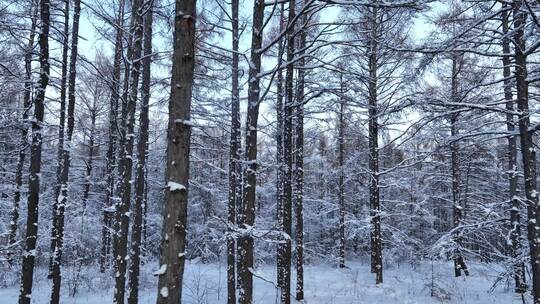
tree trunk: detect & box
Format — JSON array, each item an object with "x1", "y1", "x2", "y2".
[
  {"x1": 227, "y1": 0, "x2": 241, "y2": 301},
  {"x1": 113, "y1": 10, "x2": 134, "y2": 262},
  {"x1": 338, "y1": 73, "x2": 346, "y2": 269},
  {"x1": 275, "y1": 2, "x2": 285, "y2": 297},
  {"x1": 238, "y1": 0, "x2": 265, "y2": 302},
  {"x1": 368, "y1": 6, "x2": 382, "y2": 284},
  {"x1": 49, "y1": 0, "x2": 82, "y2": 301},
  {"x1": 82, "y1": 110, "x2": 96, "y2": 211},
  {"x1": 114, "y1": 0, "x2": 145, "y2": 301},
  {"x1": 294, "y1": 11, "x2": 306, "y2": 299},
  {"x1": 49, "y1": 0, "x2": 70, "y2": 277},
  {"x1": 18, "y1": 0, "x2": 50, "y2": 301},
  {"x1": 450, "y1": 55, "x2": 469, "y2": 278},
  {"x1": 7, "y1": 1, "x2": 38, "y2": 265},
  {"x1": 278, "y1": 0, "x2": 295, "y2": 302},
  {"x1": 128, "y1": 2, "x2": 153, "y2": 303},
  {"x1": 155, "y1": 0, "x2": 196, "y2": 302},
  {"x1": 512, "y1": 1, "x2": 540, "y2": 302},
  {"x1": 501, "y1": 4, "x2": 526, "y2": 293},
  {"x1": 101, "y1": 0, "x2": 126, "y2": 273}
]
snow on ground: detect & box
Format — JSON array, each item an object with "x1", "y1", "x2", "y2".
[{"x1": 0, "y1": 261, "x2": 528, "y2": 303}]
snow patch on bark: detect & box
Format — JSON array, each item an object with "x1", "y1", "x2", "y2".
[
  {"x1": 154, "y1": 264, "x2": 167, "y2": 276},
  {"x1": 167, "y1": 181, "x2": 186, "y2": 192},
  {"x1": 160, "y1": 287, "x2": 168, "y2": 298}
]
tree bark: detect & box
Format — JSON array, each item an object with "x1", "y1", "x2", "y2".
[
  {"x1": 128, "y1": 2, "x2": 153, "y2": 303},
  {"x1": 113, "y1": 6, "x2": 134, "y2": 262},
  {"x1": 82, "y1": 108, "x2": 96, "y2": 211},
  {"x1": 7, "y1": 0, "x2": 38, "y2": 265},
  {"x1": 18, "y1": 0, "x2": 50, "y2": 301},
  {"x1": 49, "y1": 0, "x2": 82, "y2": 301},
  {"x1": 338, "y1": 73, "x2": 346, "y2": 269},
  {"x1": 278, "y1": 0, "x2": 295, "y2": 302},
  {"x1": 155, "y1": 0, "x2": 196, "y2": 302},
  {"x1": 275, "y1": 3, "x2": 285, "y2": 297},
  {"x1": 228, "y1": 0, "x2": 241, "y2": 301},
  {"x1": 294, "y1": 11, "x2": 306, "y2": 299},
  {"x1": 368, "y1": 5, "x2": 382, "y2": 284},
  {"x1": 512, "y1": 0, "x2": 540, "y2": 302},
  {"x1": 114, "y1": 0, "x2": 145, "y2": 301},
  {"x1": 501, "y1": 4, "x2": 526, "y2": 293},
  {"x1": 238, "y1": 0, "x2": 265, "y2": 302},
  {"x1": 450, "y1": 55, "x2": 469, "y2": 278},
  {"x1": 48, "y1": 0, "x2": 70, "y2": 277},
  {"x1": 101, "y1": 0, "x2": 126, "y2": 273}
]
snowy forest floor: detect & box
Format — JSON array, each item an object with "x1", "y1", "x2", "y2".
[{"x1": 0, "y1": 260, "x2": 528, "y2": 303}]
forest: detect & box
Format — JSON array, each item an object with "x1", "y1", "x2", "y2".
[{"x1": 0, "y1": 0, "x2": 539, "y2": 303}]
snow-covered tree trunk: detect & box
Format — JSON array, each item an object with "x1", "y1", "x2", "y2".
[
  {"x1": 114, "y1": 0, "x2": 145, "y2": 301},
  {"x1": 227, "y1": 0, "x2": 241, "y2": 301},
  {"x1": 294, "y1": 11, "x2": 306, "y2": 299},
  {"x1": 155, "y1": 0, "x2": 196, "y2": 302},
  {"x1": 18, "y1": 0, "x2": 50, "y2": 301},
  {"x1": 7, "y1": 1, "x2": 37, "y2": 265},
  {"x1": 49, "y1": 0, "x2": 82, "y2": 302},
  {"x1": 368, "y1": 5, "x2": 382, "y2": 285},
  {"x1": 101, "y1": 0, "x2": 126, "y2": 273},
  {"x1": 82, "y1": 108, "x2": 96, "y2": 211},
  {"x1": 278, "y1": 0, "x2": 296, "y2": 301},
  {"x1": 49, "y1": 0, "x2": 70, "y2": 277},
  {"x1": 275, "y1": 3, "x2": 285, "y2": 296},
  {"x1": 501, "y1": 4, "x2": 526, "y2": 293},
  {"x1": 512, "y1": 0, "x2": 540, "y2": 302},
  {"x1": 238, "y1": 0, "x2": 265, "y2": 302},
  {"x1": 450, "y1": 55, "x2": 468, "y2": 278},
  {"x1": 338, "y1": 72, "x2": 346, "y2": 269},
  {"x1": 128, "y1": 2, "x2": 153, "y2": 303},
  {"x1": 113, "y1": 10, "x2": 134, "y2": 262}
]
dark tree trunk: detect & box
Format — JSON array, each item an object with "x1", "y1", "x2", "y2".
[
  {"x1": 18, "y1": 0, "x2": 50, "y2": 301},
  {"x1": 50, "y1": 0, "x2": 82, "y2": 302},
  {"x1": 501, "y1": 4, "x2": 526, "y2": 293},
  {"x1": 294, "y1": 12, "x2": 306, "y2": 299},
  {"x1": 450, "y1": 55, "x2": 469, "y2": 278},
  {"x1": 227, "y1": 0, "x2": 241, "y2": 301},
  {"x1": 114, "y1": 0, "x2": 145, "y2": 301},
  {"x1": 278, "y1": 0, "x2": 295, "y2": 302},
  {"x1": 128, "y1": 2, "x2": 153, "y2": 303},
  {"x1": 155, "y1": 0, "x2": 196, "y2": 302},
  {"x1": 82, "y1": 109, "x2": 96, "y2": 211},
  {"x1": 275, "y1": 2, "x2": 285, "y2": 297},
  {"x1": 101, "y1": 0, "x2": 126, "y2": 273},
  {"x1": 113, "y1": 10, "x2": 134, "y2": 262},
  {"x1": 512, "y1": 1, "x2": 540, "y2": 302},
  {"x1": 368, "y1": 6, "x2": 382, "y2": 284},
  {"x1": 338, "y1": 73, "x2": 346, "y2": 269},
  {"x1": 7, "y1": 1, "x2": 38, "y2": 265},
  {"x1": 238, "y1": 0, "x2": 264, "y2": 302},
  {"x1": 49, "y1": 0, "x2": 70, "y2": 277}
]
